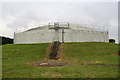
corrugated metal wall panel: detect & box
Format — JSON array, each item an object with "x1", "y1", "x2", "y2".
[{"x1": 14, "y1": 26, "x2": 109, "y2": 44}]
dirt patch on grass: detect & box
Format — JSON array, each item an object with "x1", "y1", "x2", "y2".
[
  {"x1": 112, "y1": 51, "x2": 120, "y2": 56},
  {"x1": 112, "y1": 53, "x2": 120, "y2": 56},
  {"x1": 44, "y1": 42, "x2": 62, "y2": 60},
  {"x1": 44, "y1": 43, "x2": 52, "y2": 60},
  {"x1": 87, "y1": 64, "x2": 120, "y2": 67},
  {"x1": 80, "y1": 61, "x2": 119, "y2": 67},
  {"x1": 49, "y1": 41, "x2": 61, "y2": 60},
  {"x1": 27, "y1": 42, "x2": 69, "y2": 67},
  {"x1": 81, "y1": 60, "x2": 106, "y2": 64},
  {"x1": 41, "y1": 72, "x2": 63, "y2": 78},
  {"x1": 29, "y1": 60, "x2": 69, "y2": 67},
  {"x1": 51, "y1": 73, "x2": 63, "y2": 78}
]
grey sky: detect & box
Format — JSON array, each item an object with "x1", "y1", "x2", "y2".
[{"x1": 1, "y1": 1, "x2": 118, "y2": 42}]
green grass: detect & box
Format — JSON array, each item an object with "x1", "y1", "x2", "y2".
[
  {"x1": 2, "y1": 42, "x2": 119, "y2": 78},
  {"x1": 0, "y1": 46, "x2": 2, "y2": 79},
  {"x1": 63, "y1": 42, "x2": 118, "y2": 64}
]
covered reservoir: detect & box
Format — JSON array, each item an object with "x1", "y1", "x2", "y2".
[{"x1": 14, "y1": 23, "x2": 109, "y2": 44}]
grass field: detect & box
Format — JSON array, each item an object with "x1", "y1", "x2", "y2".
[{"x1": 2, "y1": 42, "x2": 119, "y2": 78}]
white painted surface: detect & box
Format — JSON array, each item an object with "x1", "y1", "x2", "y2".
[{"x1": 14, "y1": 25, "x2": 109, "y2": 44}]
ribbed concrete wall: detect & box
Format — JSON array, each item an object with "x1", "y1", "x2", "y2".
[{"x1": 14, "y1": 26, "x2": 109, "y2": 44}]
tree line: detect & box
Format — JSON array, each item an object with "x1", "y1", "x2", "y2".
[{"x1": 0, "y1": 36, "x2": 13, "y2": 45}]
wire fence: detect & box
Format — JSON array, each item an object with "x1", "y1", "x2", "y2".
[
  {"x1": 14, "y1": 23, "x2": 108, "y2": 33},
  {"x1": 69, "y1": 23, "x2": 108, "y2": 32}
]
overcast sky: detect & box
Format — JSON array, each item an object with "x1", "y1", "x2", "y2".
[{"x1": 0, "y1": 0, "x2": 118, "y2": 43}]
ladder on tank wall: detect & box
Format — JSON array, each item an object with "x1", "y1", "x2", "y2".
[
  {"x1": 48, "y1": 22, "x2": 69, "y2": 59},
  {"x1": 48, "y1": 22, "x2": 69, "y2": 43}
]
